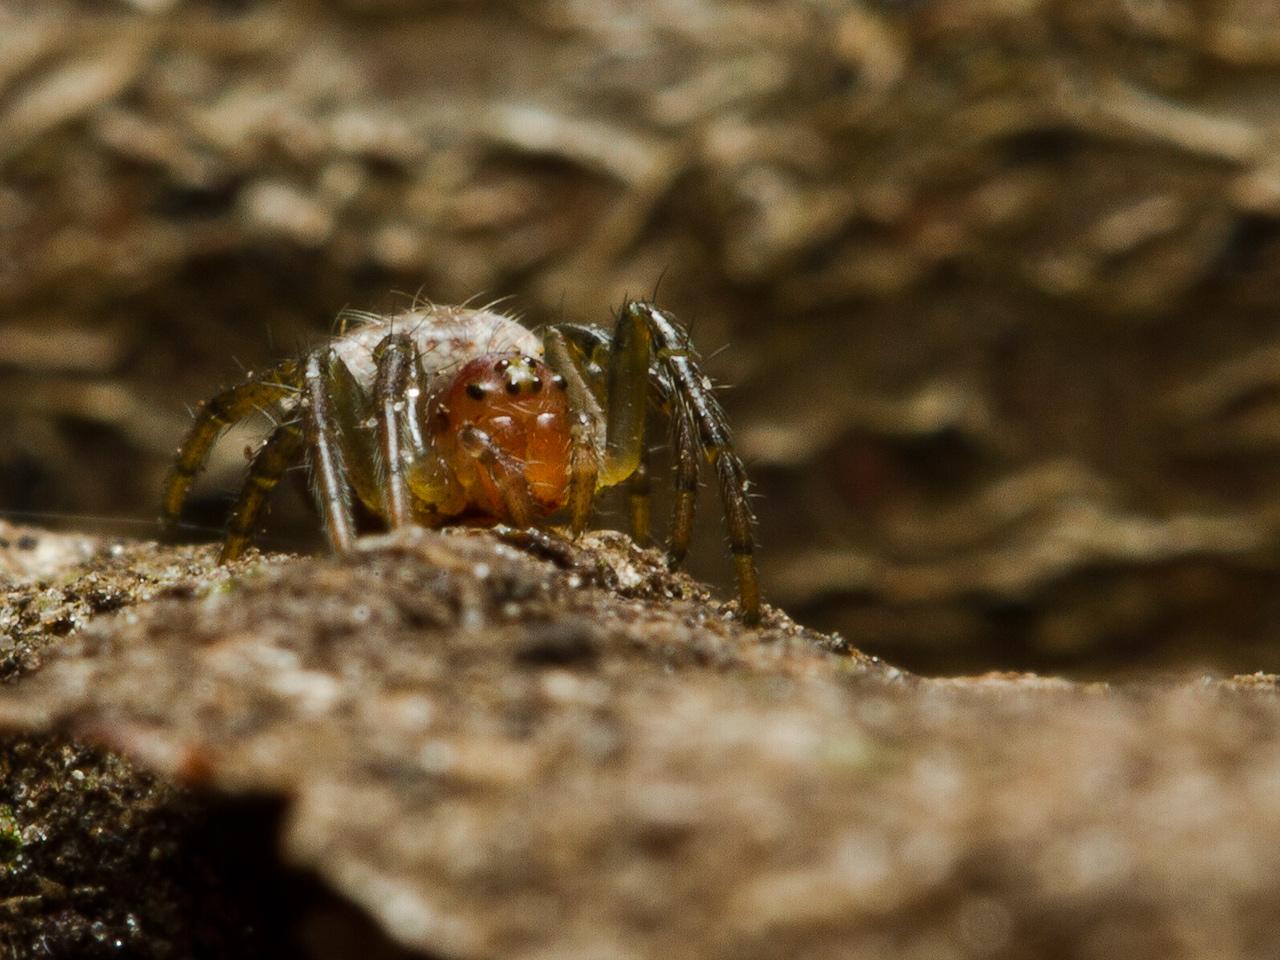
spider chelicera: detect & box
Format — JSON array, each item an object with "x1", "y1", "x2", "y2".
[{"x1": 161, "y1": 300, "x2": 761, "y2": 624}]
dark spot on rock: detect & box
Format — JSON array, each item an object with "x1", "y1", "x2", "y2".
[
  {"x1": 394, "y1": 591, "x2": 452, "y2": 629},
  {"x1": 46, "y1": 615, "x2": 75, "y2": 636},
  {"x1": 158, "y1": 583, "x2": 196, "y2": 601},
  {"x1": 87, "y1": 589, "x2": 126, "y2": 614},
  {"x1": 514, "y1": 620, "x2": 599, "y2": 666}
]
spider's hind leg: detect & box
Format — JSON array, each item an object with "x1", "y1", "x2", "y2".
[
  {"x1": 221, "y1": 418, "x2": 304, "y2": 562},
  {"x1": 161, "y1": 360, "x2": 300, "y2": 531}
]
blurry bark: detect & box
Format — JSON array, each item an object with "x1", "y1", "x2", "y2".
[{"x1": 5, "y1": 0, "x2": 1280, "y2": 672}]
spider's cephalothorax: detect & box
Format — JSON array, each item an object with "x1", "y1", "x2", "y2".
[{"x1": 161, "y1": 301, "x2": 761, "y2": 623}]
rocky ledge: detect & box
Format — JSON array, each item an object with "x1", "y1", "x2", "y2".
[{"x1": 0, "y1": 520, "x2": 1276, "y2": 959}]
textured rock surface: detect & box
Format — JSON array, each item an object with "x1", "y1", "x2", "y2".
[{"x1": 3, "y1": 524, "x2": 1280, "y2": 959}]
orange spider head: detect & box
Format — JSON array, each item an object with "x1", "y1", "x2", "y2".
[{"x1": 429, "y1": 353, "x2": 573, "y2": 519}]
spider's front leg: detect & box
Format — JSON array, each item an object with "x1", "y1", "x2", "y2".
[
  {"x1": 616, "y1": 300, "x2": 762, "y2": 625},
  {"x1": 309, "y1": 335, "x2": 436, "y2": 546},
  {"x1": 370, "y1": 333, "x2": 418, "y2": 529},
  {"x1": 544, "y1": 325, "x2": 657, "y2": 547}
]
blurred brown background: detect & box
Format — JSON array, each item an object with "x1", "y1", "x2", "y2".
[{"x1": 5, "y1": 0, "x2": 1280, "y2": 676}]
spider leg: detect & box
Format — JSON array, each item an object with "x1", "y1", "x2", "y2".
[
  {"x1": 403, "y1": 371, "x2": 464, "y2": 527},
  {"x1": 404, "y1": 453, "x2": 463, "y2": 525},
  {"x1": 327, "y1": 353, "x2": 381, "y2": 515},
  {"x1": 627, "y1": 445, "x2": 652, "y2": 547},
  {"x1": 304, "y1": 351, "x2": 357, "y2": 552},
  {"x1": 220, "y1": 418, "x2": 305, "y2": 562},
  {"x1": 642, "y1": 366, "x2": 700, "y2": 564},
  {"x1": 617, "y1": 300, "x2": 761, "y2": 624},
  {"x1": 457, "y1": 424, "x2": 535, "y2": 528},
  {"x1": 161, "y1": 360, "x2": 300, "y2": 529},
  {"x1": 567, "y1": 411, "x2": 601, "y2": 537},
  {"x1": 667, "y1": 399, "x2": 699, "y2": 567},
  {"x1": 372, "y1": 333, "x2": 417, "y2": 528},
  {"x1": 544, "y1": 322, "x2": 668, "y2": 547},
  {"x1": 601, "y1": 310, "x2": 650, "y2": 490},
  {"x1": 544, "y1": 328, "x2": 602, "y2": 537}
]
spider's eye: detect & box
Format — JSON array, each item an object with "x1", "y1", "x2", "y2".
[
  {"x1": 530, "y1": 377, "x2": 543, "y2": 392},
  {"x1": 466, "y1": 383, "x2": 486, "y2": 400},
  {"x1": 505, "y1": 379, "x2": 521, "y2": 395},
  {"x1": 551, "y1": 375, "x2": 567, "y2": 391},
  {"x1": 495, "y1": 359, "x2": 510, "y2": 372}
]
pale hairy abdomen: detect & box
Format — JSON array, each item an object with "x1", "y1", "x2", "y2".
[{"x1": 329, "y1": 307, "x2": 542, "y2": 391}]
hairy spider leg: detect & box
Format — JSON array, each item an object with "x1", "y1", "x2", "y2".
[
  {"x1": 618, "y1": 300, "x2": 761, "y2": 625},
  {"x1": 221, "y1": 418, "x2": 305, "y2": 561},
  {"x1": 304, "y1": 352, "x2": 357, "y2": 552},
  {"x1": 666, "y1": 392, "x2": 700, "y2": 566},
  {"x1": 371, "y1": 334, "x2": 416, "y2": 528},
  {"x1": 637, "y1": 365, "x2": 700, "y2": 565},
  {"x1": 161, "y1": 360, "x2": 300, "y2": 529}
]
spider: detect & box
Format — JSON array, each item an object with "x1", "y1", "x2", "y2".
[{"x1": 161, "y1": 300, "x2": 761, "y2": 623}]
